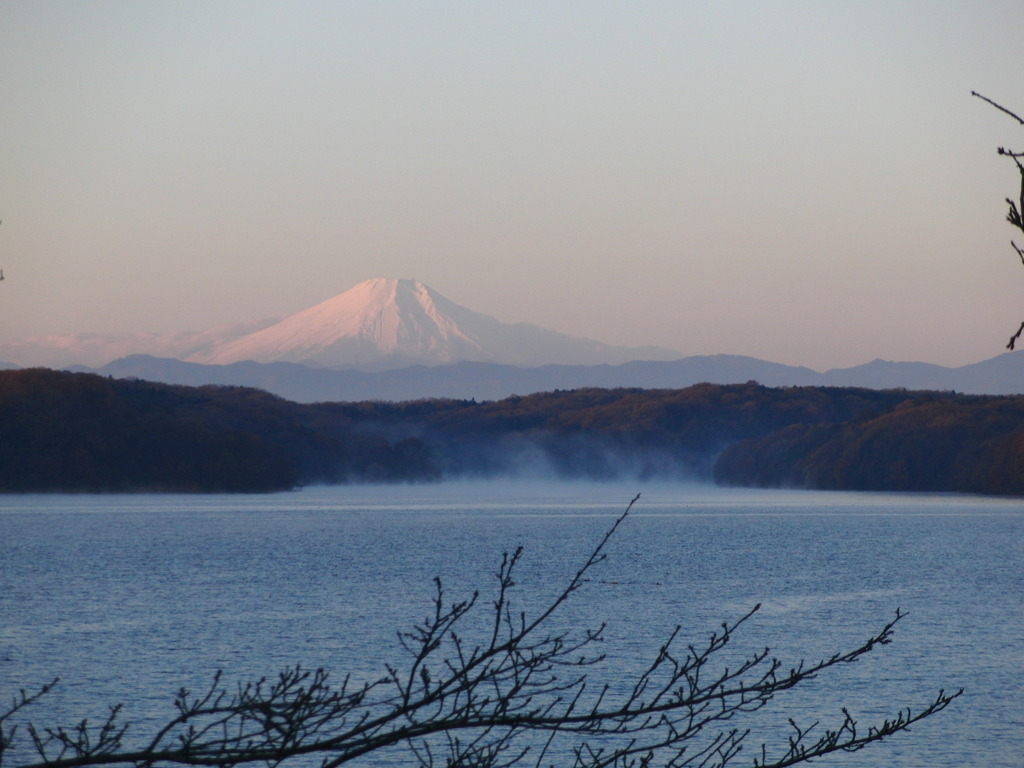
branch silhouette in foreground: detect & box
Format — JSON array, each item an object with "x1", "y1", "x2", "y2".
[
  {"x1": 0, "y1": 495, "x2": 961, "y2": 768},
  {"x1": 973, "y1": 91, "x2": 1024, "y2": 349}
]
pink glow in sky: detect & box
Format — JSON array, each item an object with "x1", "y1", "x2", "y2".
[{"x1": 1, "y1": 1, "x2": 1022, "y2": 370}]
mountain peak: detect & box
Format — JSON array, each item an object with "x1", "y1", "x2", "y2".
[{"x1": 188, "y1": 278, "x2": 679, "y2": 370}]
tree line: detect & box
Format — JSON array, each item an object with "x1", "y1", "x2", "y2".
[
  {"x1": 2, "y1": 368, "x2": 1022, "y2": 494},
  {"x1": 0, "y1": 369, "x2": 437, "y2": 492}
]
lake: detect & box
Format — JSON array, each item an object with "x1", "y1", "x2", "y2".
[{"x1": 1, "y1": 481, "x2": 1021, "y2": 767}]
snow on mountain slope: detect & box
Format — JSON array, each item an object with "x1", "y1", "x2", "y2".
[{"x1": 189, "y1": 278, "x2": 679, "y2": 369}]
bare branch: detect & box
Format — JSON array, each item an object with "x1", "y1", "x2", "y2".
[
  {"x1": 0, "y1": 680, "x2": 60, "y2": 766},
  {"x1": 973, "y1": 91, "x2": 1024, "y2": 126},
  {"x1": 1008, "y1": 321, "x2": 1024, "y2": 350},
  {"x1": 975, "y1": 91, "x2": 1024, "y2": 348},
  {"x1": 1013, "y1": 240, "x2": 1024, "y2": 268}
]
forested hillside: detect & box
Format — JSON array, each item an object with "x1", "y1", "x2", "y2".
[
  {"x1": 0, "y1": 369, "x2": 437, "y2": 492},
  {"x1": 2, "y1": 369, "x2": 1022, "y2": 494},
  {"x1": 714, "y1": 394, "x2": 1024, "y2": 495},
  {"x1": 323, "y1": 383, "x2": 921, "y2": 479}
]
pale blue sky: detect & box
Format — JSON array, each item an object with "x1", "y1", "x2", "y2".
[{"x1": 1, "y1": 1, "x2": 1022, "y2": 369}]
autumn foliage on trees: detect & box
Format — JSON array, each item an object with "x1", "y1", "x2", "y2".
[{"x1": 715, "y1": 393, "x2": 1024, "y2": 495}]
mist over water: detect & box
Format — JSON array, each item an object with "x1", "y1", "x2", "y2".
[{"x1": 1, "y1": 482, "x2": 1021, "y2": 767}]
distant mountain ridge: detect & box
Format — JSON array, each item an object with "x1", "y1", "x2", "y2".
[
  {"x1": 68, "y1": 351, "x2": 1024, "y2": 403},
  {"x1": 0, "y1": 278, "x2": 677, "y2": 370},
  {"x1": 188, "y1": 278, "x2": 679, "y2": 369},
  {"x1": 5, "y1": 276, "x2": 1024, "y2": 399}
]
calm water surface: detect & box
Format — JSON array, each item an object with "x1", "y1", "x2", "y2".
[{"x1": 1, "y1": 482, "x2": 1021, "y2": 767}]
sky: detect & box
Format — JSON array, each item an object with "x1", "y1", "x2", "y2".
[{"x1": 1, "y1": 1, "x2": 1022, "y2": 371}]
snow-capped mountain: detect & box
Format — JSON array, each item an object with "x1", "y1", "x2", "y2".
[{"x1": 189, "y1": 278, "x2": 679, "y2": 369}]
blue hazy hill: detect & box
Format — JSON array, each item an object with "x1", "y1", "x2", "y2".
[{"x1": 66, "y1": 351, "x2": 1024, "y2": 403}]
